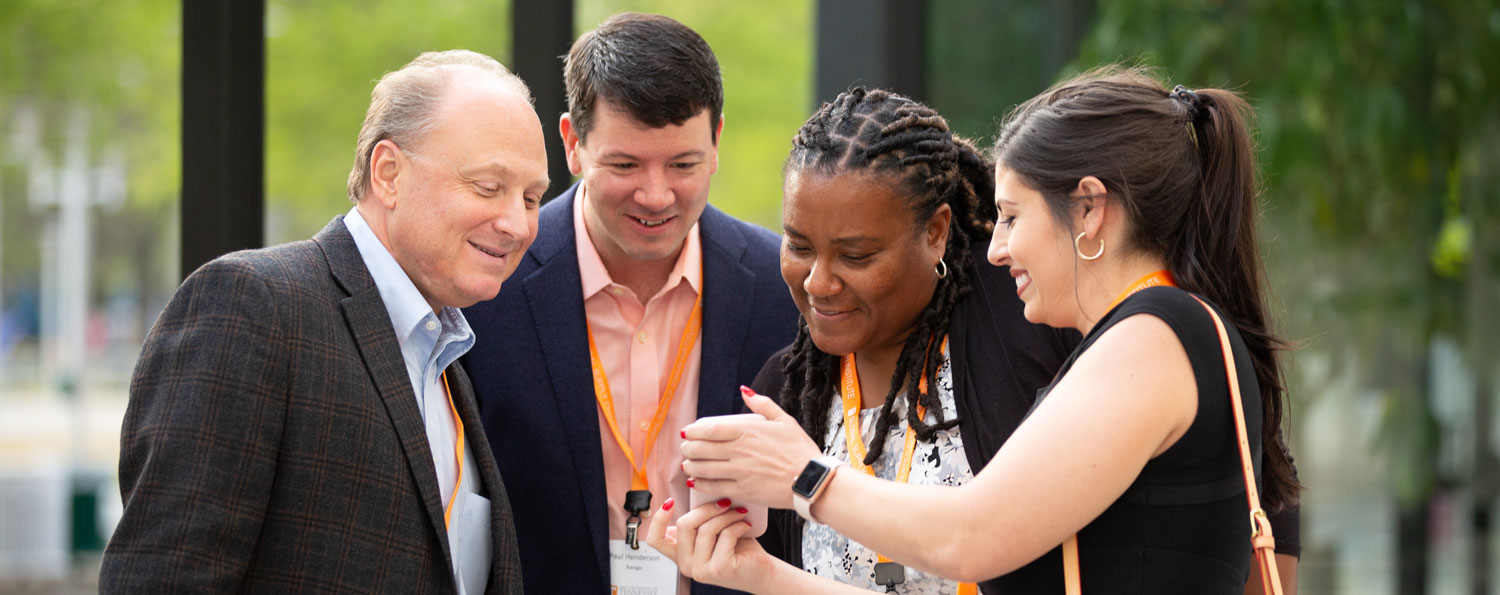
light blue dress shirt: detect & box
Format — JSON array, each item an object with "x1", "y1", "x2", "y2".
[{"x1": 344, "y1": 208, "x2": 490, "y2": 595}]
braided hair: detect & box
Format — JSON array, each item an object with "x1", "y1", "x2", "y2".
[{"x1": 778, "y1": 88, "x2": 996, "y2": 465}]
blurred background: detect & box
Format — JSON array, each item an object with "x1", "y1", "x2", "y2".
[{"x1": 0, "y1": 0, "x2": 1496, "y2": 592}]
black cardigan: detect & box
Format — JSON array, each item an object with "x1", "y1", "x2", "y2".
[{"x1": 751, "y1": 259, "x2": 1300, "y2": 591}]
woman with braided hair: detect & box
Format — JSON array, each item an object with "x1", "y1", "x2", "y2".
[
  {"x1": 645, "y1": 87, "x2": 1075, "y2": 593},
  {"x1": 650, "y1": 68, "x2": 1302, "y2": 594}
]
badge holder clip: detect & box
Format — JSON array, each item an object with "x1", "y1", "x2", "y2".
[
  {"x1": 623, "y1": 489, "x2": 652, "y2": 550},
  {"x1": 874, "y1": 561, "x2": 905, "y2": 593}
]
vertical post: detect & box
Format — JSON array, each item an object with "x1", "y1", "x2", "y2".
[
  {"x1": 815, "y1": 0, "x2": 927, "y2": 106},
  {"x1": 882, "y1": 0, "x2": 926, "y2": 101},
  {"x1": 513, "y1": 0, "x2": 575, "y2": 203},
  {"x1": 180, "y1": 0, "x2": 264, "y2": 281},
  {"x1": 1469, "y1": 180, "x2": 1495, "y2": 595}
]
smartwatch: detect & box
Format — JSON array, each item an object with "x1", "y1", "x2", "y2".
[{"x1": 791, "y1": 456, "x2": 844, "y2": 522}]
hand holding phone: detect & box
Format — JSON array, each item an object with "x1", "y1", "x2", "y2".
[{"x1": 685, "y1": 413, "x2": 769, "y2": 537}]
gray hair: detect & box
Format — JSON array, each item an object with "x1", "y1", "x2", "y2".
[{"x1": 346, "y1": 50, "x2": 531, "y2": 202}]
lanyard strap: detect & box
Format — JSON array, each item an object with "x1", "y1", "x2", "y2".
[
  {"x1": 1106, "y1": 270, "x2": 1176, "y2": 312},
  {"x1": 838, "y1": 336, "x2": 977, "y2": 594},
  {"x1": 838, "y1": 339, "x2": 942, "y2": 480},
  {"x1": 838, "y1": 335, "x2": 947, "y2": 561},
  {"x1": 440, "y1": 371, "x2": 464, "y2": 530},
  {"x1": 588, "y1": 291, "x2": 704, "y2": 492}
]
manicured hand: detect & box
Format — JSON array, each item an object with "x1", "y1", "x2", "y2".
[
  {"x1": 680, "y1": 387, "x2": 823, "y2": 509},
  {"x1": 644, "y1": 497, "x2": 774, "y2": 592}
]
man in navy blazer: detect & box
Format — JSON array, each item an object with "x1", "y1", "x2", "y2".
[{"x1": 461, "y1": 13, "x2": 799, "y2": 595}]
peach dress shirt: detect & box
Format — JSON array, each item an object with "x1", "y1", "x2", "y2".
[{"x1": 573, "y1": 191, "x2": 702, "y2": 594}]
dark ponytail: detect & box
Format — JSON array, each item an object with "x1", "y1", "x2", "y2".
[{"x1": 995, "y1": 67, "x2": 1300, "y2": 510}]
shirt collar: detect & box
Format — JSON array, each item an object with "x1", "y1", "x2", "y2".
[
  {"x1": 343, "y1": 207, "x2": 474, "y2": 356},
  {"x1": 572, "y1": 185, "x2": 703, "y2": 302}
]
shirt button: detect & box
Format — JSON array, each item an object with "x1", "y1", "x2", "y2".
[
  {"x1": 425, "y1": 320, "x2": 438, "y2": 332},
  {"x1": 637, "y1": 331, "x2": 648, "y2": 343},
  {"x1": 612, "y1": 287, "x2": 626, "y2": 296},
  {"x1": 638, "y1": 421, "x2": 650, "y2": 431}
]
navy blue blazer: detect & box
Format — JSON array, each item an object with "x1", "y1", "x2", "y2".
[{"x1": 461, "y1": 185, "x2": 800, "y2": 595}]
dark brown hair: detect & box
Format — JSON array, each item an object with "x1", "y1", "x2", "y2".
[
  {"x1": 994, "y1": 66, "x2": 1299, "y2": 510},
  {"x1": 563, "y1": 12, "x2": 723, "y2": 144},
  {"x1": 779, "y1": 88, "x2": 997, "y2": 464}
]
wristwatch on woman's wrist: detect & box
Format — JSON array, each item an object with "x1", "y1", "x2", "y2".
[{"x1": 791, "y1": 456, "x2": 843, "y2": 522}]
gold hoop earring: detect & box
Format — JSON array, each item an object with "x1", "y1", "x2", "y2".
[
  {"x1": 935, "y1": 259, "x2": 949, "y2": 279},
  {"x1": 1074, "y1": 232, "x2": 1104, "y2": 261}
]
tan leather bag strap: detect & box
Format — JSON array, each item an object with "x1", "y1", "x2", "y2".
[{"x1": 1060, "y1": 297, "x2": 1282, "y2": 594}]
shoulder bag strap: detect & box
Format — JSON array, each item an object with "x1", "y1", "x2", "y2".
[{"x1": 1059, "y1": 297, "x2": 1283, "y2": 594}]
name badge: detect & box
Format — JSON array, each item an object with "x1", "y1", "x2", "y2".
[{"x1": 609, "y1": 539, "x2": 678, "y2": 594}]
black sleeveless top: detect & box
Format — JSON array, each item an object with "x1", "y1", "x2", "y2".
[{"x1": 985, "y1": 286, "x2": 1265, "y2": 594}]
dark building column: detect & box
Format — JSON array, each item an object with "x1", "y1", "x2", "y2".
[
  {"x1": 180, "y1": 0, "x2": 264, "y2": 280},
  {"x1": 815, "y1": 0, "x2": 927, "y2": 106},
  {"x1": 513, "y1": 0, "x2": 575, "y2": 203}
]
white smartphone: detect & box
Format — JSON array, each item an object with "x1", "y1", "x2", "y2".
[{"x1": 685, "y1": 413, "x2": 769, "y2": 538}]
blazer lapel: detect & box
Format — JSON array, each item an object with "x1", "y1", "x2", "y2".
[
  {"x1": 445, "y1": 361, "x2": 522, "y2": 592},
  {"x1": 316, "y1": 217, "x2": 455, "y2": 566},
  {"x1": 522, "y1": 190, "x2": 613, "y2": 580},
  {"x1": 697, "y1": 206, "x2": 756, "y2": 419}
]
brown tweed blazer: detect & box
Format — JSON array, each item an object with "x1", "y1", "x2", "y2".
[{"x1": 100, "y1": 216, "x2": 523, "y2": 594}]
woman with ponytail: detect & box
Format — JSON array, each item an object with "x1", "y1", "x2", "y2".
[{"x1": 652, "y1": 68, "x2": 1300, "y2": 594}]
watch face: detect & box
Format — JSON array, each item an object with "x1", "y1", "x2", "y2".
[{"x1": 792, "y1": 460, "x2": 831, "y2": 497}]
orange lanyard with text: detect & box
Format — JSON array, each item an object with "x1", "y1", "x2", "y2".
[
  {"x1": 587, "y1": 291, "x2": 703, "y2": 493},
  {"x1": 839, "y1": 336, "x2": 975, "y2": 594},
  {"x1": 1107, "y1": 270, "x2": 1176, "y2": 311},
  {"x1": 837, "y1": 337, "x2": 946, "y2": 480}
]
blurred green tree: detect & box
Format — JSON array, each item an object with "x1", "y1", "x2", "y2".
[
  {"x1": 0, "y1": 1, "x2": 180, "y2": 374},
  {"x1": 265, "y1": 0, "x2": 516, "y2": 242}
]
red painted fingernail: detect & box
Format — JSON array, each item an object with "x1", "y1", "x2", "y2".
[
  {"x1": 680, "y1": 429, "x2": 687, "y2": 438},
  {"x1": 716, "y1": 498, "x2": 732, "y2": 508},
  {"x1": 686, "y1": 478, "x2": 696, "y2": 488},
  {"x1": 662, "y1": 498, "x2": 674, "y2": 512},
  {"x1": 734, "y1": 507, "x2": 748, "y2": 514},
  {"x1": 740, "y1": 386, "x2": 755, "y2": 397}
]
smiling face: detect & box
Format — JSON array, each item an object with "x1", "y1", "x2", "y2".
[
  {"x1": 987, "y1": 165, "x2": 1081, "y2": 329},
  {"x1": 563, "y1": 100, "x2": 719, "y2": 273},
  {"x1": 781, "y1": 170, "x2": 949, "y2": 358},
  {"x1": 371, "y1": 72, "x2": 549, "y2": 312}
]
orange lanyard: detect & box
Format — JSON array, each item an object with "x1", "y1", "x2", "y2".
[
  {"x1": 837, "y1": 338, "x2": 944, "y2": 480},
  {"x1": 587, "y1": 291, "x2": 704, "y2": 492},
  {"x1": 1107, "y1": 270, "x2": 1176, "y2": 312},
  {"x1": 838, "y1": 336, "x2": 976, "y2": 594},
  {"x1": 440, "y1": 371, "x2": 464, "y2": 529},
  {"x1": 838, "y1": 336, "x2": 948, "y2": 558}
]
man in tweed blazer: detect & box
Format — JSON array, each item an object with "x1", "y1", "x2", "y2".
[{"x1": 100, "y1": 50, "x2": 547, "y2": 594}]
